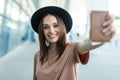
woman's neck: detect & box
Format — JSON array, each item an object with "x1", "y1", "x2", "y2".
[
  {"x1": 48, "y1": 43, "x2": 58, "y2": 58},
  {"x1": 49, "y1": 43, "x2": 57, "y2": 51}
]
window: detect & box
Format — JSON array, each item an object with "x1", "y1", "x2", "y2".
[{"x1": 0, "y1": 0, "x2": 5, "y2": 14}]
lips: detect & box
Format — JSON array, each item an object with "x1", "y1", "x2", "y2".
[{"x1": 48, "y1": 34, "x2": 57, "y2": 39}]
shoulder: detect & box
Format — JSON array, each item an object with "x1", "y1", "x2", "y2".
[
  {"x1": 67, "y1": 42, "x2": 79, "y2": 48},
  {"x1": 64, "y1": 42, "x2": 79, "y2": 52}
]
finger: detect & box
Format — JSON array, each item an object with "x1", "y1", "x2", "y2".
[
  {"x1": 110, "y1": 27, "x2": 116, "y2": 38},
  {"x1": 104, "y1": 30, "x2": 112, "y2": 37},
  {"x1": 103, "y1": 26, "x2": 116, "y2": 37},
  {"x1": 102, "y1": 15, "x2": 113, "y2": 27},
  {"x1": 102, "y1": 25, "x2": 112, "y2": 35},
  {"x1": 105, "y1": 14, "x2": 114, "y2": 21}
]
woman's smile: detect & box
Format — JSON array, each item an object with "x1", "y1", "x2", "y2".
[{"x1": 48, "y1": 34, "x2": 57, "y2": 39}]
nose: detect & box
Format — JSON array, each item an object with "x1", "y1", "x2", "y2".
[{"x1": 49, "y1": 26, "x2": 54, "y2": 33}]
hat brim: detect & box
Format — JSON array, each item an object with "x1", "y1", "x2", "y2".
[{"x1": 31, "y1": 6, "x2": 72, "y2": 33}]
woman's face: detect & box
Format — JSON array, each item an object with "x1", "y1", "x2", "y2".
[{"x1": 43, "y1": 14, "x2": 61, "y2": 43}]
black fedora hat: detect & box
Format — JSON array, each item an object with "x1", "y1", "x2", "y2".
[{"x1": 31, "y1": 6, "x2": 73, "y2": 33}]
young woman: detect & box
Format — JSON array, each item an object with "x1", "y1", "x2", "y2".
[{"x1": 31, "y1": 6, "x2": 116, "y2": 80}]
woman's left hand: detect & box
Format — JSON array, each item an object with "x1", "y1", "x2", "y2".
[{"x1": 102, "y1": 14, "x2": 116, "y2": 40}]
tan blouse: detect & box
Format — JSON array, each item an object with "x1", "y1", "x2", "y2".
[{"x1": 33, "y1": 42, "x2": 89, "y2": 80}]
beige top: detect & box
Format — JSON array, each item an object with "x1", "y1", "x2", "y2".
[{"x1": 33, "y1": 42, "x2": 89, "y2": 80}]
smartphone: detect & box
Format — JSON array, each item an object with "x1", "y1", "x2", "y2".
[{"x1": 90, "y1": 10, "x2": 111, "y2": 42}]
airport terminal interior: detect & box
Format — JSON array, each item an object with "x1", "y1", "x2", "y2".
[{"x1": 0, "y1": 0, "x2": 120, "y2": 80}]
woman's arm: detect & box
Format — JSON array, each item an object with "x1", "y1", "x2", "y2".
[{"x1": 77, "y1": 38, "x2": 104, "y2": 54}]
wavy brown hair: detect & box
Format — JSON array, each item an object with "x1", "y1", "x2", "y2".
[{"x1": 38, "y1": 13, "x2": 68, "y2": 64}]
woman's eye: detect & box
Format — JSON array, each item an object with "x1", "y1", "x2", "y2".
[
  {"x1": 54, "y1": 24, "x2": 59, "y2": 27},
  {"x1": 43, "y1": 26, "x2": 49, "y2": 29},
  {"x1": 43, "y1": 24, "x2": 49, "y2": 29}
]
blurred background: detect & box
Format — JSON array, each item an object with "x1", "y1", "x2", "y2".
[{"x1": 0, "y1": 0, "x2": 120, "y2": 80}]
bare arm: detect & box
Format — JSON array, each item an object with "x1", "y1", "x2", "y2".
[{"x1": 77, "y1": 38, "x2": 104, "y2": 54}]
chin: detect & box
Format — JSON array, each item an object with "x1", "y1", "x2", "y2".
[
  {"x1": 49, "y1": 39, "x2": 58, "y2": 43},
  {"x1": 49, "y1": 41, "x2": 57, "y2": 43}
]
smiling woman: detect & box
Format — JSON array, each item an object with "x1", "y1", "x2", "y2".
[{"x1": 31, "y1": 5, "x2": 116, "y2": 80}]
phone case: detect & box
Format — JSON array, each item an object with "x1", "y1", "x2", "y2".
[{"x1": 90, "y1": 10, "x2": 111, "y2": 42}]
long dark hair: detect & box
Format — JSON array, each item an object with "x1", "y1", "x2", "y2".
[{"x1": 38, "y1": 13, "x2": 67, "y2": 64}]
